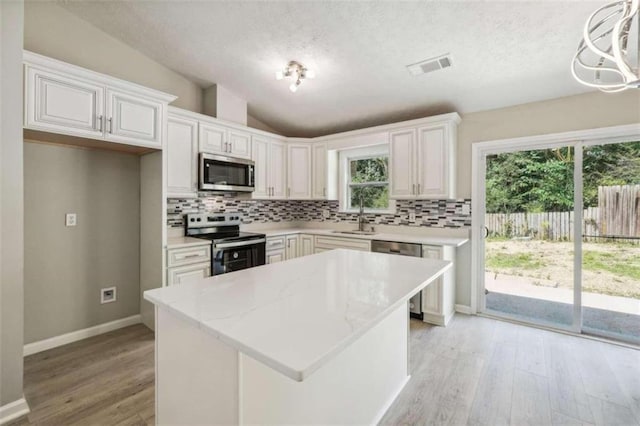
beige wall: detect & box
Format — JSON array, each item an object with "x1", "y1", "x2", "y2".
[
  {"x1": 24, "y1": 1, "x2": 203, "y2": 113},
  {"x1": 1, "y1": 0, "x2": 25, "y2": 407},
  {"x1": 457, "y1": 90, "x2": 640, "y2": 198},
  {"x1": 23, "y1": 143, "x2": 141, "y2": 343}
]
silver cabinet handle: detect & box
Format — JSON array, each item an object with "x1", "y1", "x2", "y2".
[
  {"x1": 227, "y1": 142, "x2": 231, "y2": 153},
  {"x1": 287, "y1": 188, "x2": 291, "y2": 197},
  {"x1": 182, "y1": 254, "x2": 200, "y2": 258},
  {"x1": 323, "y1": 187, "x2": 326, "y2": 197},
  {"x1": 96, "y1": 115, "x2": 103, "y2": 132},
  {"x1": 417, "y1": 183, "x2": 421, "y2": 194},
  {"x1": 412, "y1": 184, "x2": 416, "y2": 195},
  {"x1": 108, "y1": 117, "x2": 113, "y2": 134}
]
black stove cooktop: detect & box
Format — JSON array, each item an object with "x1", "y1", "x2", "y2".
[{"x1": 194, "y1": 231, "x2": 265, "y2": 244}]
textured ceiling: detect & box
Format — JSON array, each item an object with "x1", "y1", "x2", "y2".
[{"x1": 58, "y1": 1, "x2": 607, "y2": 137}]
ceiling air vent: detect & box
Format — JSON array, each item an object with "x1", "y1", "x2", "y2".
[{"x1": 406, "y1": 54, "x2": 452, "y2": 76}]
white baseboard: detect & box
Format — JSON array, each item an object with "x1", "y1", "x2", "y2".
[
  {"x1": 23, "y1": 314, "x2": 142, "y2": 356},
  {"x1": 0, "y1": 397, "x2": 29, "y2": 425},
  {"x1": 372, "y1": 374, "x2": 411, "y2": 425},
  {"x1": 455, "y1": 304, "x2": 473, "y2": 315}
]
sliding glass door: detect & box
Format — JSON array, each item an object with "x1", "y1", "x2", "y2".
[
  {"x1": 479, "y1": 139, "x2": 640, "y2": 345},
  {"x1": 580, "y1": 141, "x2": 640, "y2": 344},
  {"x1": 483, "y1": 146, "x2": 576, "y2": 330}
]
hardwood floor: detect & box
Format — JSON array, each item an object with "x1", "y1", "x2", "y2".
[
  {"x1": 382, "y1": 315, "x2": 640, "y2": 426},
  {"x1": 6, "y1": 316, "x2": 639, "y2": 426},
  {"x1": 7, "y1": 325, "x2": 155, "y2": 426}
]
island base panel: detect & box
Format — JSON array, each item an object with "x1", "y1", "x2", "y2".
[
  {"x1": 156, "y1": 308, "x2": 239, "y2": 424},
  {"x1": 155, "y1": 304, "x2": 409, "y2": 425},
  {"x1": 241, "y1": 304, "x2": 409, "y2": 425}
]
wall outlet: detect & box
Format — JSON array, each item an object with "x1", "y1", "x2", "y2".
[
  {"x1": 101, "y1": 287, "x2": 117, "y2": 304},
  {"x1": 322, "y1": 209, "x2": 330, "y2": 219},
  {"x1": 65, "y1": 213, "x2": 77, "y2": 227},
  {"x1": 408, "y1": 212, "x2": 416, "y2": 222}
]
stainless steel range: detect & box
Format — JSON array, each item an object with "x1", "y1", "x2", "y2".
[{"x1": 185, "y1": 213, "x2": 266, "y2": 275}]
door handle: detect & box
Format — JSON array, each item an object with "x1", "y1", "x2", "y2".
[
  {"x1": 107, "y1": 117, "x2": 113, "y2": 134},
  {"x1": 96, "y1": 115, "x2": 103, "y2": 132},
  {"x1": 483, "y1": 226, "x2": 489, "y2": 238}
]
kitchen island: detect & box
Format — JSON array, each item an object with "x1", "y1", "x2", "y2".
[{"x1": 144, "y1": 249, "x2": 451, "y2": 425}]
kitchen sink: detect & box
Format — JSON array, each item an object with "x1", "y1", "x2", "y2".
[{"x1": 331, "y1": 230, "x2": 377, "y2": 236}]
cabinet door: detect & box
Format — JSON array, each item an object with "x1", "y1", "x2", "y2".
[
  {"x1": 251, "y1": 136, "x2": 270, "y2": 199},
  {"x1": 167, "y1": 263, "x2": 211, "y2": 286},
  {"x1": 416, "y1": 125, "x2": 452, "y2": 199},
  {"x1": 105, "y1": 89, "x2": 162, "y2": 147},
  {"x1": 421, "y1": 246, "x2": 443, "y2": 316},
  {"x1": 228, "y1": 129, "x2": 251, "y2": 159},
  {"x1": 199, "y1": 121, "x2": 227, "y2": 154},
  {"x1": 389, "y1": 129, "x2": 416, "y2": 199},
  {"x1": 286, "y1": 235, "x2": 299, "y2": 260},
  {"x1": 25, "y1": 66, "x2": 105, "y2": 139},
  {"x1": 269, "y1": 140, "x2": 288, "y2": 199},
  {"x1": 312, "y1": 143, "x2": 327, "y2": 199},
  {"x1": 300, "y1": 235, "x2": 314, "y2": 256},
  {"x1": 266, "y1": 249, "x2": 286, "y2": 264},
  {"x1": 167, "y1": 116, "x2": 198, "y2": 197},
  {"x1": 287, "y1": 144, "x2": 312, "y2": 199}
]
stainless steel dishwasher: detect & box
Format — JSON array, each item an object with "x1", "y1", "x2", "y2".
[{"x1": 371, "y1": 240, "x2": 423, "y2": 319}]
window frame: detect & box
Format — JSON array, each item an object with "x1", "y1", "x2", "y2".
[{"x1": 338, "y1": 144, "x2": 395, "y2": 214}]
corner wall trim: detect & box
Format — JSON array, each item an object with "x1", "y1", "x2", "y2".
[
  {"x1": 0, "y1": 397, "x2": 30, "y2": 425},
  {"x1": 23, "y1": 314, "x2": 142, "y2": 356},
  {"x1": 455, "y1": 304, "x2": 473, "y2": 315}
]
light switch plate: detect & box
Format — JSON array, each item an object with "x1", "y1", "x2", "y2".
[
  {"x1": 461, "y1": 204, "x2": 471, "y2": 215},
  {"x1": 65, "y1": 213, "x2": 77, "y2": 227},
  {"x1": 408, "y1": 212, "x2": 417, "y2": 222},
  {"x1": 322, "y1": 209, "x2": 330, "y2": 219}
]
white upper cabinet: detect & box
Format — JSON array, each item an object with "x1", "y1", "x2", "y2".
[
  {"x1": 287, "y1": 144, "x2": 312, "y2": 199},
  {"x1": 199, "y1": 120, "x2": 251, "y2": 160},
  {"x1": 270, "y1": 139, "x2": 288, "y2": 199},
  {"x1": 167, "y1": 113, "x2": 198, "y2": 197},
  {"x1": 389, "y1": 115, "x2": 459, "y2": 199},
  {"x1": 312, "y1": 142, "x2": 328, "y2": 199},
  {"x1": 199, "y1": 121, "x2": 228, "y2": 155},
  {"x1": 25, "y1": 66, "x2": 105, "y2": 139},
  {"x1": 389, "y1": 129, "x2": 416, "y2": 198},
  {"x1": 251, "y1": 135, "x2": 287, "y2": 199},
  {"x1": 105, "y1": 88, "x2": 162, "y2": 146},
  {"x1": 23, "y1": 51, "x2": 176, "y2": 149},
  {"x1": 228, "y1": 129, "x2": 251, "y2": 159}
]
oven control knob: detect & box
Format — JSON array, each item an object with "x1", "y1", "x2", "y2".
[
  {"x1": 196, "y1": 218, "x2": 201, "y2": 222},
  {"x1": 233, "y1": 252, "x2": 239, "y2": 259},
  {"x1": 190, "y1": 218, "x2": 195, "y2": 222}
]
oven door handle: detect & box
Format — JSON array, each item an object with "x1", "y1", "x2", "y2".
[{"x1": 214, "y1": 238, "x2": 266, "y2": 249}]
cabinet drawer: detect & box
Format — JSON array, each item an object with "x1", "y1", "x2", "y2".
[
  {"x1": 167, "y1": 262, "x2": 210, "y2": 286},
  {"x1": 266, "y1": 248, "x2": 286, "y2": 264},
  {"x1": 314, "y1": 236, "x2": 371, "y2": 252},
  {"x1": 266, "y1": 236, "x2": 286, "y2": 250},
  {"x1": 167, "y1": 245, "x2": 211, "y2": 267}
]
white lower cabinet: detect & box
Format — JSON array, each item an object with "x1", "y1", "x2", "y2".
[
  {"x1": 166, "y1": 244, "x2": 212, "y2": 286},
  {"x1": 314, "y1": 236, "x2": 371, "y2": 252},
  {"x1": 266, "y1": 249, "x2": 286, "y2": 264},
  {"x1": 300, "y1": 234, "x2": 314, "y2": 256},
  {"x1": 266, "y1": 236, "x2": 286, "y2": 264},
  {"x1": 421, "y1": 245, "x2": 455, "y2": 326},
  {"x1": 167, "y1": 263, "x2": 211, "y2": 286},
  {"x1": 285, "y1": 235, "x2": 299, "y2": 260}
]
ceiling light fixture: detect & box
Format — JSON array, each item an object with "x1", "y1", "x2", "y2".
[
  {"x1": 275, "y1": 61, "x2": 314, "y2": 93},
  {"x1": 571, "y1": 0, "x2": 639, "y2": 92}
]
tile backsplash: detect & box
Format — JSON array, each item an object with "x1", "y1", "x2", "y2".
[{"x1": 167, "y1": 194, "x2": 471, "y2": 229}]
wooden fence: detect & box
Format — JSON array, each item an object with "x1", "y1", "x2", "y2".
[{"x1": 485, "y1": 185, "x2": 640, "y2": 242}]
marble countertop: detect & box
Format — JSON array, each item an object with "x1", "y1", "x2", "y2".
[
  {"x1": 262, "y1": 228, "x2": 469, "y2": 247},
  {"x1": 144, "y1": 249, "x2": 451, "y2": 382},
  {"x1": 166, "y1": 236, "x2": 212, "y2": 249}
]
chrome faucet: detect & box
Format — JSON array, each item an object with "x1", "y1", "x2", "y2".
[{"x1": 358, "y1": 193, "x2": 366, "y2": 232}]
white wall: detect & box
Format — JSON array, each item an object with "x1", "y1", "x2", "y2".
[{"x1": 0, "y1": 0, "x2": 25, "y2": 408}]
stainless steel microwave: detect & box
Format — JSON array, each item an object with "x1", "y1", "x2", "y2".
[{"x1": 199, "y1": 153, "x2": 255, "y2": 192}]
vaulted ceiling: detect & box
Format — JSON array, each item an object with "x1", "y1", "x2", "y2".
[{"x1": 59, "y1": 1, "x2": 606, "y2": 137}]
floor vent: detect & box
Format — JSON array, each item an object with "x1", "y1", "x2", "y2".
[{"x1": 407, "y1": 54, "x2": 452, "y2": 76}]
